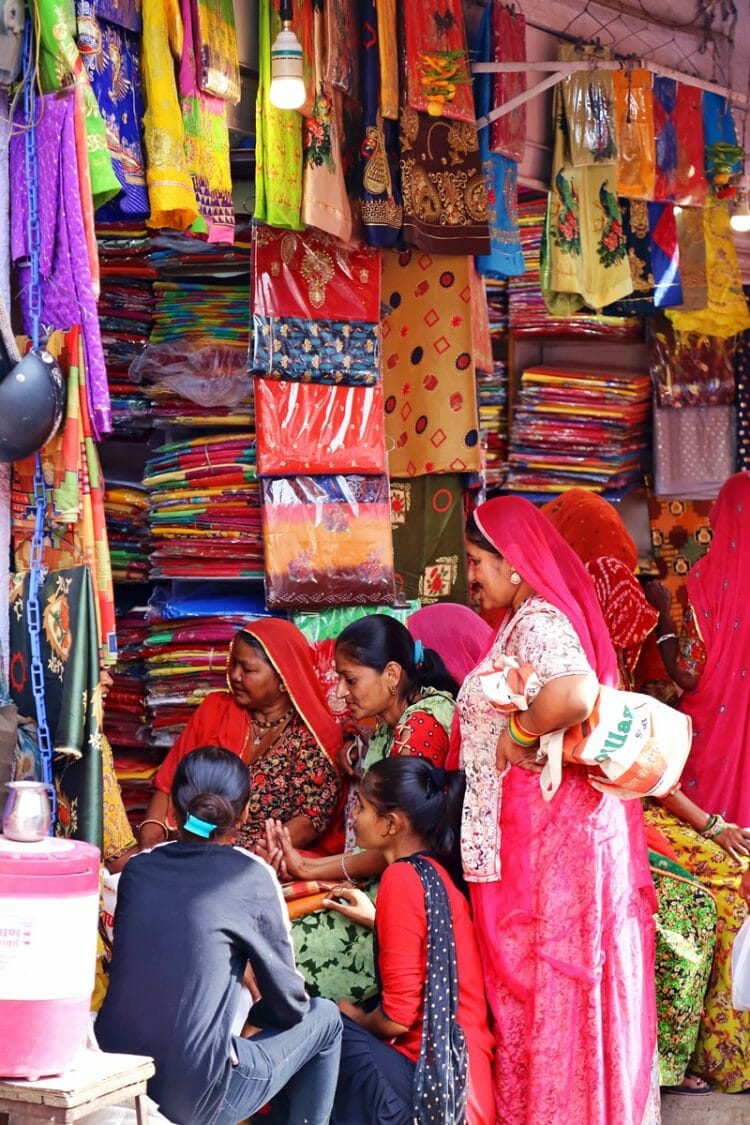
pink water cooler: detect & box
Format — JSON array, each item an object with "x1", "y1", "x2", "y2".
[{"x1": 0, "y1": 836, "x2": 100, "y2": 1079}]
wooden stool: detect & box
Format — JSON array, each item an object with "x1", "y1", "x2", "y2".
[{"x1": 0, "y1": 1051, "x2": 155, "y2": 1123}]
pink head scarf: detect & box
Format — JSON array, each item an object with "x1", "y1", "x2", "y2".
[
  {"x1": 474, "y1": 496, "x2": 618, "y2": 686},
  {"x1": 408, "y1": 603, "x2": 492, "y2": 686},
  {"x1": 680, "y1": 471, "x2": 750, "y2": 823}
]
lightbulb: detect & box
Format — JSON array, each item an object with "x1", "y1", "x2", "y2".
[{"x1": 269, "y1": 25, "x2": 305, "y2": 111}]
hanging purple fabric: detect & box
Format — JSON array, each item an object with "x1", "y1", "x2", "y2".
[
  {"x1": 647, "y1": 202, "x2": 683, "y2": 309},
  {"x1": 11, "y1": 88, "x2": 110, "y2": 437}
]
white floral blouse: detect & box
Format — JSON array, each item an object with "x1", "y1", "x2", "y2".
[{"x1": 457, "y1": 595, "x2": 593, "y2": 882}]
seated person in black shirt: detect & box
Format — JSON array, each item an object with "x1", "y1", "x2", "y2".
[{"x1": 96, "y1": 745, "x2": 342, "y2": 1125}]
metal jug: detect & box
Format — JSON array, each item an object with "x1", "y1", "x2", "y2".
[{"x1": 2, "y1": 781, "x2": 52, "y2": 842}]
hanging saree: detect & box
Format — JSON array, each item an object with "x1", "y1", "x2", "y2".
[
  {"x1": 8, "y1": 565, "x2": 103, "y2": 850},
  {"x1": 376, "y1": 0, "x2": 397, "y2": 120},
  {"x1": 652, "y1": 76, "x2": 677, "y2": 202},
  {"x1": 301, "y1": 1, "x2": 352, "y2": 243},
  {"x1": 489, "y1": 0, "x2": 526, "y2": 162},
  {"x1": 703, "y1": 91, "x2": 742, "y2": 183},
  {"x1": 358, "y1": 0, "x2": 402, "y2": 247},
  {"x1": 190, "y1": 0, "x2": 241, "y2": 103},
  {"x1": 648, "y1": 202, "x2": 683, "y2": 309},
  {"x1": 402, "y1": 0, "x2": 472, "y2": 123},
  {"x1": 542, "y1": 86, "x2": 632, "y2": 314},
  {"x1": 179, "y1": 0, "x2": 234, "y2": 243},
  {"x1": 644, "y1": 802, "x2": 750, "y2": 1092},
  {"x1": 325, "y1": 0, "x2": 358, "y2": 95},
  {"x1": 653, "y1": 404, "x2": 735, "y2": 499},
  {"x1": 381, "y1": 249, "x2": 481, "y2": 475},
  {"x1": 473, "y1": 3, "x2": 524, "y2": 280},
  {"x1": 674, "y1": 83, "x2": 706, "y2": 207},
  {"x1": 649, "y1": 850, "x2": 716, "y2": 1086},
  {"x1": 602, "y1": 199, "x2": 655, "y2": 317},
  {"x1": 10, "y1": 89, "x2": 111, "y2": 438},
  {"x1": 254, "y1": 0, "x2": 305, "y2": 230},
  {"x1": 666, "y1": 198, "x2": 750, "y2": 338},
  {"x1": 390, "y1": 474, "x2": 469, "y2": 604},
  {"x1": 141, "y1": 0, "x2": 198, "y2": 231},
  {"x1": 76, "y1": 1, "x2": 150, "y2": 221},
  {"x1": 612, "y1": 69, "x2": 655, "y2": 200},
  {"x1": 673, "y1": 205, "x2": 707, "y2": 311},
  {"x1": 647, "y1": 314, "x2": 735, "y2": 409},
  {"x1": 36, "y1": 0, "x2": 120, "y2": 209}
]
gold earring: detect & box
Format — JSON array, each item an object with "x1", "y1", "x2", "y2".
[
  {"x1": 509, "y1": 570, "x2": 522, "y2": 586},
  {"x1": 279, "y1": 682, "x2": 287, "y2": 693},
  {"x1": 388, "y1": 683, "x2": 397, "y2": 696}
]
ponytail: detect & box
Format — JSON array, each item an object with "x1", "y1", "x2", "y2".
[
  {"x1": 172, "y1": 746, "x2": 250, "y2": 837},
  {"x1": 360, "y1": 756, "x2": 466, "y2": 886}
]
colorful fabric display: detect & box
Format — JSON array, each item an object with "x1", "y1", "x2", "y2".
[
  {"x1": 602, "y1": 199, "x2": 655, "y2": 317},
  {"x1": 489, "y1": 0, "x2": 526, "y2": 162},
  {"x1": 76, "y1": 1, "x2": 149, "y2": 221},
  {"x1": 542, "y1": 84, "x2": 632, "y2": 314},
  {"x1": 12, "y1": 328, "x2": 117, "y2": 667},
  {"x1": 390, "y1": 474, "x2": 469, "y2": 604},
  {"x1": 144, "y1": 434, "x2": 263, "y2": 579},
  {"x1": 358, "y1": 0, "x2": 402, "y2": 247},
  {"x1": 403, "y1": 0, "x2": 473, "y2": 123},
  {"x1": 647, "y1": 315, "x2": 735, "y2": 408},
  {"x1": 653, "y1": 78, "x2": 707, "y2": 206},
  {"x1": 653, "y1": 405, "x2": 736, "y2": 499},
  {"x1": 473, "y1": 3, "x2": 524, "y2": 280},
  {"x1": 666, "y1": 199, "x2": 750, "y2": 339},
  {"x1": 9, "y1": 565, "x2": 103, "y2": 846},
  {"x1": 477, "y1": 357, "x2": 509, "y2": 489},
  {"x1": 673, "y1": 205, "x2": 707, "y2": 311},
  {"x1": 252, "y1": 225, "x2": 381, "y2": 382},
  {"x1": 381, "y1": 249, "x2": 481, "y2": 476},
  {"x1": 559, "y1": 45, "x2": 617, "y2": 166},
  {"x1": 612, "y1": 69, "x2": 655, "y2": 200},
  {"x1": 647, "y1": 496, "x2": 714, "y2": 626},
  {"x1": 506, "y1": 364, "x2": 652, "y2": 494},
  {"x1": 254, "y1": 0, "x2": 304, "y2": 230},
  {"x1": 703, "y1": 90, "x2": 742, "y2": 182},
  {"x1": 104, "y1": 485, "x2": 150, "y2": 582},
  {"x1": 105, "y1": 608, "x2": 154, "y2": 831},
  {"x1": 648, "y1": 202, "x2": 683, "y2": 308},
  {"x1": 191, "y1": 0, "x2": 241, "y2": 103},
  {"x1": 255, "y1": 380, "x2": 386, "y2": 475},
  {"x1": 11, "y1": 88, "x2": 111, "y2": 437},
  {"x1": 261, "y1": 475, "x2": 395, "y2": 608},
  {"x1": 653, "y1": 77, "x2": 677, "y2": 202}
]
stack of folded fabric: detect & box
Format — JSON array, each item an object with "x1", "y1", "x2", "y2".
[
  {"x1": 477, "y1": 359, "x2": 509, "y2": 489},
  {"x1": 143, "y1": 587, "x2": 271, "y2": 754},
  {"x1": 506, "y1": 364, "x2": 652, "y2": 494},
  {"x1": 105, "y1": 608, "x2": 156, "y2": 831},
  {"x1": 97, "y1": 228, "x2": 156, "y2": 436},
  {"x1": 104, "y1": 484, "x2": 150, "y2": 582},
  {"x1": 144, "y1": 433, "x2": 263, "y2": 579}
]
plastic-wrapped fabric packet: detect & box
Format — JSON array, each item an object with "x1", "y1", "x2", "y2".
[
  {"x1": 559, "y1": 44, "x2": 617, "y2": 166},
  {"x1": 647, "y1": 315, "x2": 735, "y2": 408},
  {"x1": 261, "y1": 475, "x2": 396, "y2": 609},
  {"x1": 489, "y1": 1, "x2": 526, "y2": 162},
  {"x1": 653, "y1": 403, "x2": 735, "y2": 498},
  {"x1": 254, "y1": 379, "x2": 386, "y2": 475},
  {"x1": 612, "y1": 69, "x2": 655, "y2": 200}
]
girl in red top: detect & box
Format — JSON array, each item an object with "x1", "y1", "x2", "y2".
[{"x1": 327, "y1": 756, "x2": 494, "y2": 1124}]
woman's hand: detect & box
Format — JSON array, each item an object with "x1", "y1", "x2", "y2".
[
  {"x1": 322, "y1": 884, "x2": 376, "y2": 929},
  {"x1": 496, "y1": 726, "x2": 542, "y2": 773},
  {"x1": 715, "y1": 823, "x2": 750, "y2": 864},
  {"x1": 337, "y1": 737, "x2": 361, "y2": 779},
  {"x1": 338, "y1": 998, "x2": 365, "y2": 1024},
  {"x1": 643, "y1": 580, "x2": 672, "y2": 618},
  {"x1": 264, "y1": 819, "x2": 313, "y2": 881}
]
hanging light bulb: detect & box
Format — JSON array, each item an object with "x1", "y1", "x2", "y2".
[
  {"x1": 730, "y1": 176, "x2": 750, "y2": 234},
  {"x1": 269, "y1": 0, "x2": 305, "y2": 112}
]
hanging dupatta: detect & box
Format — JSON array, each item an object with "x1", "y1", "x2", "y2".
[{"x1": 383, "y1": 855, "x2": 468, "y2": 1124}]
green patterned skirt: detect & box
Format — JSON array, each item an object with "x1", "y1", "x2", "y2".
[{"x1": 291, "y1": 879, "x2": 378, "y2": 1003}]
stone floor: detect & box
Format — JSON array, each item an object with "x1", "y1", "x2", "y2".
[{"x1": 661, "y1": 1090, "x2": 750, "y2": 1123}]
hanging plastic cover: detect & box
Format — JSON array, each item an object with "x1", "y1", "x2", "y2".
[{"x1": 254, "y1": 379, "x2": 386, "y2": 475}]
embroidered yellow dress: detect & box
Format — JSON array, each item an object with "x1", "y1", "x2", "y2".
[{"x1": 141, "y1": 0, "x2": 199, "y2": 231}]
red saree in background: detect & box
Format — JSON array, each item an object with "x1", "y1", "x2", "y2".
[
  {"x1": 457, "y1": 497, "x2": 658, "y2": 1125},
  {"x1": 679, "y1": 472, "x2": 750, "y2": 825}
]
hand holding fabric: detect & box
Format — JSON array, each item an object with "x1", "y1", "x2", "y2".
[{"x1": 323, "y1": 884, "x2": 376, "y2": 929}]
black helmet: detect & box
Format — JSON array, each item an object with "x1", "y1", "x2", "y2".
[{"x1": 0, "y1": 348, "x2": 66, "y2": 463}]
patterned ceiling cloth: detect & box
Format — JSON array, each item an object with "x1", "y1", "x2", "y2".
[
  {"x1": 390, "y1": 474, "x2": 469, "y2": 604},
  {"x1": 381, "y1": 249, "x2": 481, "y2": 476}
]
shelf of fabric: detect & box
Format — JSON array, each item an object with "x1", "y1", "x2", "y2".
[
  {"x1": 106, "y1": 607, "x2": 154, "y2": 831},
  {"x1": 104, "y1": 483, "x2": 150, "y2": 583},
  {"x1": 505, "y1": 364, "x2": 652, "y2": 494}
]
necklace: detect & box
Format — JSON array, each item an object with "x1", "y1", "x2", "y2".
[{"x1": 250, "y1": 707, "x2": 294, "y2": 746}]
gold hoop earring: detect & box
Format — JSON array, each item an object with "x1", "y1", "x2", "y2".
[
  {"x1": 279, "y1": 682, "x2": 287, "y2": 693},
  {"x1": 509, "y1": 570, "x2": 522, "y2": 586}
]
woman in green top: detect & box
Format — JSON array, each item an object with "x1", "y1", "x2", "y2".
[{"x1": 267, "y1": 614, "x2": 458, "y2": 1002}]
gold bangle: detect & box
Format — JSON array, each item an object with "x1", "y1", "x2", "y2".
[
  {"x1": 340, "y1": 853, "x2": 354, "y2": 883},
  {"x1": 138, "y1": 818, "x2": 169, "y2": 839}
]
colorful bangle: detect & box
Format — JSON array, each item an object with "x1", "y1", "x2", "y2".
[
  {"x1": 508, "y1": 712, "x2": 539, "y2": 748},
  {"x1": 702, "y1": 814, "x2": 727, "y2": 840},
  {"x1": 655, "y1": 632, "x2": 678, "y2": 647}
]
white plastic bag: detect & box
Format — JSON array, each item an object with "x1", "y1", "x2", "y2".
[{"x1": 732, "y1": 915, "x2": 750, "y2": 1011}]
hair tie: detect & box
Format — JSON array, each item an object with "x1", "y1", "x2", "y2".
[
  {"x1": 183, "y1": 813, "x2": 217, "y2": 838},
  {"x1": 430, "y1": 766, "x2": 447, "y2": 791},
  {"x1": 413, "y1": 638, "x2": 425, "y2": 667}
]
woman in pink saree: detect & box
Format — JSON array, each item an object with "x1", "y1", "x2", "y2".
[{"x1": 456, "y1": 496, "x2": 658, "y2": 1125}]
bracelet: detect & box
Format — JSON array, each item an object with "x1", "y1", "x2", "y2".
[
  {"x1": 508, "y1": 712, "x2": 539, "y2": 748},
  {"x1": 700, "y1": 814, "x2": 727, "y2": 840},
  {"x1": 655, "y1": 632, "x2": 678, "y2": 647},
  {"x1": 138, "y1": 818, "x2": 169, "y2": 840},
  {"x1": 340, "y1": 853, "x2": 354, "y2": 883}
]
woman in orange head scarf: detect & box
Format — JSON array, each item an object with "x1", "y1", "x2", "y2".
[{"x1": 139, "y1": 619, "x2": 342, "y2": 852}]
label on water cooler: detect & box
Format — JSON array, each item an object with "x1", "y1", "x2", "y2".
[{"x1": 0, "y1": 894, "x2": 98, "y2": 1000}]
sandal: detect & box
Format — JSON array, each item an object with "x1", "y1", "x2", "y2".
[{"x1": 662, "y1": 1073, "x2": 712, "y2": 1095}]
